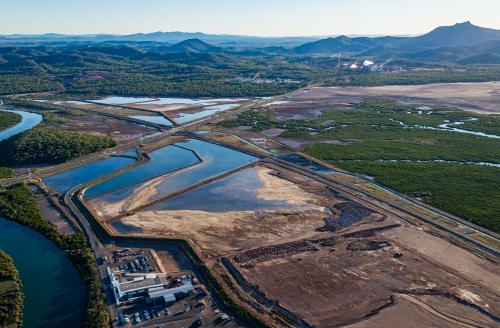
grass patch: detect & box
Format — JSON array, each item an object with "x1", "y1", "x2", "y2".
[
  {"x1": 359, "y1": 184, "x2": 401, "y2": 202},
  {"x1": 468, "y1": 233, "x2": 500, "y2": 250}
]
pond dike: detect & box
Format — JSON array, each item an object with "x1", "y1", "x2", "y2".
[
  {"x1": 83, "y1": 145, "x2": 204, "y2": 201},
  {"x1": 104, "y1": 161, "x2": 257, "y2": 223},
  {"x1": 221, "y1": 257, "x2": 312, "y2": 328},
  {"x1": 98, "y1": 133, "x2": 271, "y2": 221},
  {"x1": 64, "y1": 192, "x2": 270, "y2": 327},
  {"x1": 33, "y1": 100, "x2": 168, "y2": 130},
  {"x1": 81, "y1": 101, "x2": 179, "y2": 126}
]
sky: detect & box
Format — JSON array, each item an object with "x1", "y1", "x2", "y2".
[{"x1": 1, "y1": 0, "x2": 499, "y2": 36}]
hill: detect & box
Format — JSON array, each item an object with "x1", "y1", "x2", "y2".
[
  {"x1": 290, "y1": 36, "x2": 387, "y2": 54},
  {"x1": 457, "y1": 52, "x2": 500, "y2": 65},
  {"x1": 167, "y1": 38, "x2": 224, "y2": 53},
  {"x1": 399, "y1": 22, "x2": 500, "y2": 50},
  {"x1": 356, "y1": 46, "x2": 395, "y2": 57}
]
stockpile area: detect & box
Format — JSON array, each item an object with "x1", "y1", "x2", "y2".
[
  {"x1": 347, "y1": 240, "x2": 391, "y2": 251},
  {"x1": 237, "y1": 222, "x2": 500, "y2": 327},
  {"x1": 233, "y1": 241, "x2": 318, "y2": 266},
  {"x1": 317, "y1": 201, "x2": 375, "y2": 231}
]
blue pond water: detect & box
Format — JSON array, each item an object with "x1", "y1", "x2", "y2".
[
  {"x1": 0, "y1": 110, "x2": 43, "y2": 141},
  {"x1": 150, "y1": 168, "x2": 289, "y2": 212},
  {"x1": 87, "y1": 97, "x2": 155, "y2": 105},
  {"x1": 84, "y1": 145, "x2": 200, "y2": 199},
  {"x1": 127, "y1": 115, "x2": 173, "y2": 126},
  {"x1": 94, "y1": 139, "x2": 259, "y2": 208},
  {"x1": 43, "y1": 157, "x2": 136, "y2": 194},
  {"x1": 174, "y1": 104, "x2": 239, "y2": 124},
  {"x1": 0, "y1": 218, "x2": 85, "y2": 328}
]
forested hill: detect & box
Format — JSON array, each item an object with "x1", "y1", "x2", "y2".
[{"x1": 0, "y1": 45, "x2": 315, "y2": 96}]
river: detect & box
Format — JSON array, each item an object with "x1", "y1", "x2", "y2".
[
  {"x1": 0, "y1": 109, "x2": 43, "y2": 141},
  {"x1": 0, "y1": 218, "x2": 85, "y2": 328}
]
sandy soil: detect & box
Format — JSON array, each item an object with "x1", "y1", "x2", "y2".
[
  {"x1": 202, "y1": 132, "x2": 269, "y2": 155},
  {"x1": 381, "y1": 225, "x2": 500, "y2": 295},
  {"x1": 152, "y1": 246, "x2": 192, "y2": 273},
  {"x1": 289, "y1": 83, "x2": 500, "y2": 114},
  {"x1": 345, "y1": 295, "x2": 491, "y2": 328},
  {"x1": 91, "y1": 164, "x2": 326, "y2": 219},
  {"x1": 90, "y1": 174, "x2": 167, "y2": 219},
  {"x1": 115, "y1": 166, "x2": 332, "y2": 252},
  {"x1": 256, "y1": 167, "x2": 323, "y2": 205}
]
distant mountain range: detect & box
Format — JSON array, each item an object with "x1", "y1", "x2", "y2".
[{"x1": 2, "y1": 22, "x2": 500, "y2": 65}]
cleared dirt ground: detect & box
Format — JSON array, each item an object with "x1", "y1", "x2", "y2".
[
  {"x1": 346, "y1": 294, "x2": 498, "y2": 328},
  {"x1": 36, "y1": 109, "x2": 157, "y2": 145},
  {"x1": 87, "y1": 142, "x2": 500, "y2": 327},
  {"x1": 288, "y1": 83, "x2": 500, "y2": 114},
  {"x1": 237, "y1": 224, "x2": 500, "y2": 327},
  {"x1": 108, "y1": 164, "x2": 351, "y2": 253},
  {"x1": 152, "y1": 246, "x2": 192, "y2": 273}
]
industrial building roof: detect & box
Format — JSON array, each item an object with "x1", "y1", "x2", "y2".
[
  {"x1": 118, "y1": 277, "x2": 163, "y2": 293},
  {"x1": 163, "y1": 294, "x2": 176, "y2": 303},
  {"x1": 148, "y1": 283, "x2": 194, "y2": 299}
]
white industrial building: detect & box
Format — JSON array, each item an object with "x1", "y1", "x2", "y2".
[{"x1": 107, "y1": 268, "x2": 194, "y2": 306}]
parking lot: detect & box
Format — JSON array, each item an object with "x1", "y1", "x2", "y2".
[
  {"x1": 114, "y1": 291, "x2": 241, "y2": 327},
  {"x1": 98, "y1": 246, "x2": 242, "y2": 328}
]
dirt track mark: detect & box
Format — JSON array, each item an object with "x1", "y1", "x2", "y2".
[{"x1": 398, "y1": 294, "x2": 476, "y2": 328}]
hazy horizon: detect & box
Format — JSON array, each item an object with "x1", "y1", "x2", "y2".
[{"x1": 2, "y1": 0, "x2": 499, "y2": 37}]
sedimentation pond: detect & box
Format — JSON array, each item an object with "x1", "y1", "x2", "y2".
[
  {"x1": 149, "y1": 167, "x2": 291, "y2": 212},
  {"x1": 127, "y1": 115, "x2": 173, "y2": 126},
  {"x1": 43, "y1": 156, "x2": 136, "y2": 194},
  {"x1": 174, "y1": 104, "x2": 239, "y2": 124},
  {"x1": 90, "y1": 139, "x2": 259, "y2": 218},
  {"x1": 0, "y1": 218, "x2": 85, "y2": 328},
  {"x1": 84, "y1": 145, "x2": 201, "y2": 199},
  {"x1": 0, "y1": 109, "x2": 43, "y2": 141}
]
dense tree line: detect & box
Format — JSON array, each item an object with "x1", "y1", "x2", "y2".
[
  {"x1": 0, "y1": 75, "x2": 62, "y2": 94},
  {"x1": 0, "y1": 184, "x2": 109, "y2": 328},
  {"x1": 0, "y1": 129, "x2": 117, "y2": 165},
  {"x1": 68, "y1": 74, "x2": 302, "y2": 97},
  {"x1": 0, "y1": 111, "x2": 22, "y2": 132},
  {"x1": 0, "y1": 250, "x2": 23, "y2": 327},
  {"x1": 324, "y1": 69, "x2": 500, "y2": 87},
  {"x1": 333, "y1": 161, "x2": 500, "y2": 233}
]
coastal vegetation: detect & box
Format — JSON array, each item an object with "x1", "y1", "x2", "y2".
[
  {"x1": 0, "y1": 250, "x2": 23, "y2": 328},
  {"x1": 332, "y1": 161, "x2": 500, "y2": 233},
  {"x1": 220, "y1": 99, "x2": 500, "y2": 232},
  {"x1": 0, "y1": 75, "x2": 62, "y2": 95},
  {"x1": 0, "y1": 111, "x2": 22, "y2": 133},
  {"x1": 0, "y1": 184, "x2": 109, "y2": 327},
  {"x1": 0, "y1": 129, "x2": 117, "y2": 165}
]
